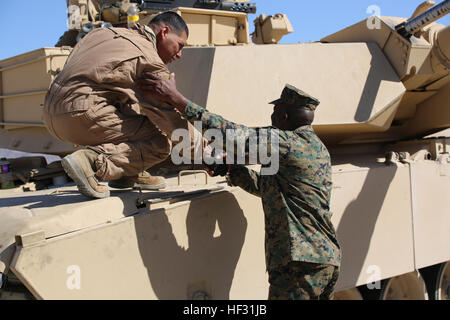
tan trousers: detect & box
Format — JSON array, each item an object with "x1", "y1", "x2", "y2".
[
  {"x1": 44, "y1": 105, "x2": 171, "y2": 181},
  {"x1": 43, "y1": 93, "x2": 204, "y2": 181}
]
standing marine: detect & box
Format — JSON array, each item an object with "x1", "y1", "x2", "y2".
[{"x1": 138, "y1": 73, "x2": 342, "y2": 300}]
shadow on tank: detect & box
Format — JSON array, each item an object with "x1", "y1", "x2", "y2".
[
  {"x1": 134, "y1": 191, "x2": 248, "y2": 299},
  {"x1": 354, "y1": 45, "x2": 401, "y2": 123},
  {"x1": 0, "y1": 191, "x2": 90, "y2": 209},
  {"x1": 336, "y1": 165, "x2": 398, "y2": 287}
]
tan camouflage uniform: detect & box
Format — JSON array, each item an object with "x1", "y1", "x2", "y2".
[
  {"x1": 181, "y1": 85, "x2": 341, "y2": 300},
  {"x1": 44, "y1": 24, "x2": 201, "y2": 181}
]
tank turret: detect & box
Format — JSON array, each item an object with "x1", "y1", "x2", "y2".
[
  {"x1": 320, "y1": 0, "x2": 449, "y2": 144},
  {"x1": 60, "y1": 0, "x2": 256, "y2": 46}
]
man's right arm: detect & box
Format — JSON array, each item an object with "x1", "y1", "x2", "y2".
[{"x1": 137, "y1": 73, "x2": 285, "y2": 170}]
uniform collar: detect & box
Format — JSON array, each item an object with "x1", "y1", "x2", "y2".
[
  {"x1": 294, "y1": 124, "x2": 314, "y2": 133},
  {"x1": 133, "y1": 23, "x2": 157, "y2": 46},
  {"x1": 270, "y1": 124, "x2": 313, "y2": 133},
  {"x1": 142, "y1": 24, "x2": 156, "y2": 42}
]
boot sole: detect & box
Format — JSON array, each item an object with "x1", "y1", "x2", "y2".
[
  {"x1": 108, "y1": 181, "x2": 134, "y2": 189},
  {"x1": 134, "y1": 182, "x2": 167, "y2": 190},
  {"x1": 62, "y1": 154, "x2": 110, "y2": 199}
]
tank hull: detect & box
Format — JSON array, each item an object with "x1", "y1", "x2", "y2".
[{"x1": 1, "y1": 139, "x2": 449, "y2": 299}]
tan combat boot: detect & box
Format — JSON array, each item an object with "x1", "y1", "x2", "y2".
[
  {"x1": 109, "y1": 171, "x2": 166, "y2": 190},
  {"x1": 61, "y1": 149, "x2": 110, "y2": 199}
]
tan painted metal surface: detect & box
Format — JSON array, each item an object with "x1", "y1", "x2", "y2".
[
  {"x1": 1, "y1": 12, "x2": 448, "y2": 153},
  {"x1": 2, "y1": 147, "x2": 449, "y2": 299},
  {"x1": 177, "y1": 8, "x2": 250, "y2": 46},
  {"x1": 0, "y1": 48, "x2": 71, "y2": 127},
  {"x1": 1, "y1": 1, "x2": 450, "y2": 299},
  {"x1": 410, "y1": 161, "x2": 450, "y2": 269},
  {"x1": 0, "y1": 47, "x2": 73, "y2": 154},
  {"x1": 331, "y1": 161, "x2": 415, "y2": 290},
  {"x1": 8, "y1": 179, "x2": 268, "y2": 300},
  {"x1": 170, "y1": 42, "x2": 406, "y2": 145}
]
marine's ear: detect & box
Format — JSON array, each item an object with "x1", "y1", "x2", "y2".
[{"x1": 161, "y1": 25, "x2": 171, "y2": 39}]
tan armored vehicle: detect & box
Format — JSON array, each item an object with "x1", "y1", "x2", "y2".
[{"x1": 0, "y1": 0, "x2": 449, "y2": 300}]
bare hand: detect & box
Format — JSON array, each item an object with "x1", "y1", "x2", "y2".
[{"x1": 137, "y1": 72, "x2": 188, "y2": 111}]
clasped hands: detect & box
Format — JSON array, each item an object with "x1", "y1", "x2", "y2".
[{"x1": 137, "y1": 71, "x2": 188, "y2": 112}]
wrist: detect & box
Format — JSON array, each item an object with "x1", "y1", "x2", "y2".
[{"x1": 173, "y1": 93, "x2": 188, "y2": 112}]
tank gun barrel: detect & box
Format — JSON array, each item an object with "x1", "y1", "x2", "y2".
[
  {"x1": 397, "y1": 0, "x2": 450, "y2": 38},
  {"x1": 137, "y1": 0, "x2": 256, "y2": 13}
]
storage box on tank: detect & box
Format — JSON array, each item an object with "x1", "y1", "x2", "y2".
[{"x1": 0, "y1": 47, "x2": 71, "y2": 129}]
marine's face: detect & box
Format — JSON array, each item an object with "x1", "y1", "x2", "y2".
[
  {"x1": 271, "y1": 103, "x2": 289, "y2": 130},
  {"x1": 156, "y1": 26, "x2": 187, "y2": 64}
]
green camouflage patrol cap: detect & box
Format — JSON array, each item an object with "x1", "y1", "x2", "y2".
[{"x1": 269, "y1": 84, "x2": 320, "y2": 111}]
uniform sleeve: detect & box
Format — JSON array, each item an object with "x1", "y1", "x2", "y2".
[
  {"x1": 184, "y1": 100, "x2": 249, "y2": 132},
  {"x1": 184, "y1": 101, "x2": 286, "y2": 163},
  {"x1": 93, "y1": 58, "x2": 138, "y2": 88},
  {"x1": 227, "y1": 165, "x2": 262, "y2": 198},
  {"x1": 135, "y1": 56, "x2": 170, "y2": 80},
  {"x1": 134, "y1": 56, "x2": 176, "y2": 110}
]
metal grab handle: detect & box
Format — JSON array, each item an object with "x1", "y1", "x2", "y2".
[{"x1": 178, "y1": 170, "x2": 209, "y2": 186}]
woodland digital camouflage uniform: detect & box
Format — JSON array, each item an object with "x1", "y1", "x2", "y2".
[
  {"x1": 268, "y1": 261, "x2": 339, "y2": 300},
  {"x1": 182, "y1": 85, "x2": 341, "y2": 300}
]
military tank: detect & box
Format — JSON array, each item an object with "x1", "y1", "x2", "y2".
[{"x1": 0, "y1": 0, "x2": 449, "y2": 300}]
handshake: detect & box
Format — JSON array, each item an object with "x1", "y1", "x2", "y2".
[{"x1": 203, "y1": 150, "x2": 233, "y2": 177}]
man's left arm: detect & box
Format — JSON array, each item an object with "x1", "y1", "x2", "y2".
[
  {"x1": 184, "y1": 100, "x2": 250, "y2": 133},
  {"x1": 137, "y1": 72, "x2": 283, "y2": 159},
  {"x1": 227, "y1": 165, "x2": 262, "y2": 198}
]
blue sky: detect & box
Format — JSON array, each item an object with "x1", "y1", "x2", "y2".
[{"x1": 0, "y1": 0, "x2": 449, "y2": 60}]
